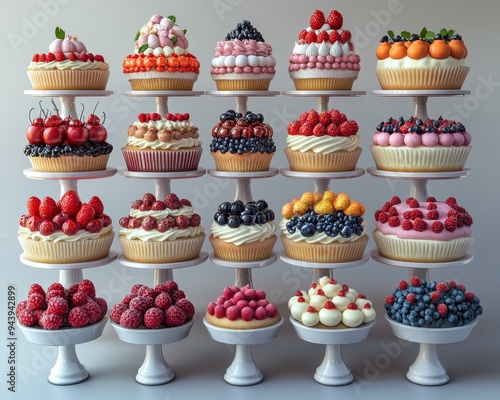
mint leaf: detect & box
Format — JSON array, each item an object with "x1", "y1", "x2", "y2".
[
  {"x1": 138, "y1": 44, "x2": 148, "y2": 54},
  {"x1": 183, "y1": 29, "x2": 187, "y2": 35},
  {"x1": 134, "y1": 31, "x2": 140, "y2": 41},
  {"x1": 167, "y1": 15, "x2": 176, "y2": 24},
  {"x1": 172, "y1": 35, "x2": 177, "y2": 45},
  {"x1": 387, "y1": 30, "x2": 394, "y2": 39},
  {"x1": 401, "y1": 31, "x2": 411, "y2": 39},
  {"x1": 55, "y1": 27, "x2": 65, "y2": 39},
  {"x1": 448, "y1": 29, "x2": 455, "y2": 37},
  {"x1": 419, "y1": 27, "x2": 427, "y2": 38},
  {"x1": 425, "y1": 31, "x2": 435, "y2": 41},
  {"x1": 440, "y1": 28, "x2": 448, "y2": 36}
]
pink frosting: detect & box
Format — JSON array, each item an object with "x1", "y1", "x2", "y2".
[
  {"x1": 214, "y1": 39, "x2": 273, "y2": 57},
  {"x1": 211, "y1": 66, "x2": 275, "y2": 75},
  {"x1": 288, "y1": 53, "x2": 360, "y2": 72},
  {"x1": 372, "y1": 131, "x2": 471, "y2": 147}
]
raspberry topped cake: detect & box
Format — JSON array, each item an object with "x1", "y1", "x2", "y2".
[
  {"x1": 289, "y1": 9, "x2": 360, "y2": 90},
  {"x1": 123, "y1": 14, "x2": 200, "y2": 90},
  {"x1": 285, "y1": 108, "x2": 361, "y2": 172},
  {"x1": 27, "y1": 27, "x2": 109, "y2": 90},
  {"x1": 18, "y1": 190, "x2": 114, "y2": 263},
  {"x1": 118, "y1": 192, "x2": 205, "y2": 263},
  {"x1": 110, "y1": 280, "x2": 195, "y2": 329},
  {"x1": 122, "y1": 111, "x2": 202, "y2": 172},
  {"x1": 288, "y1": 276, "x2": 376, "y2": 328},
  {"x1": 370, "y1": 116, "x2": 472, "y2": 172},
  {"x1": 210, "y1": 199, "x2": 277, "y2": 262},
  {"x1": 280, "y1": 191, "x2": 367, "y2": 263},
  {"x1": 210, "y1": 20, "x2": 276, "y2": 90},
  {"x1": 373, "y1": 196, "x2": 473, "y2": 262},
  {"x1": 385, "y1": 276, "x2": 482, "y2": 327},
  {"x1": 24, "y1": 102, "x2": 112, "y2": 172},
  {"x1": 210, "y1": 109, "x2": 276, "y2": 171},
  {"x1": 376, "y1": 28, "x2": 469, "y2": 90},
  {"x1": 205, "y1": 284, "x2": 281, "y2": 329}
]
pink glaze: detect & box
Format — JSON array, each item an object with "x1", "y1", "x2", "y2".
[
  {"x1": 463, "y1": 132, "x2": 472, "y2": 146},
  {"x1": 404, "y1": 133, "x2": 422, "y2": 147},
  {"x1": 372, "y1": 131, "x2": 471, "y2": 148},
  {"x1": 214, "y1": 39, "x2": 273, "y2": 57},
  {"x1": 421, "y1": 132, "x2": 439, "y2": 147},
  {"x1": 452, "y1": 133, "x2": 465, "y2": 146},
  {"x1": 388, "y1": 132, "x2": 404, "y2": 147},
  {"x1": 377, "y1": 132, "x2": 391, "y2": 146},
  {"x1": 288, "y1": 53, "x2": 360, "y2": 71},
  {"x1": 438, "y1": 134, "x2": 454, "y2": 147}
]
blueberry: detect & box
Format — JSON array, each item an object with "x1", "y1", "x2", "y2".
[
  {"x1": 242, "y1": 204, "x2": 258, "y2": 215},
  {"x1": 256, "y1": 199, "x2": 268, "y2": 211},
  {"x1": 241, "y1": 214, "x2": 256, "y2": 226},
  {"x1": 265, "y1": 209, "x2": 275, "y2": 221},
  {"x1": 230, "y1": 200, "x2": 245, "y2": 215},
  {"x1": 255, "y1": 211, "x2": 267, "y2": 224},
  {"x1": 290, "y1": 216, "x2": 299, "y2": 225},
  {"x1": 340, "y1": 225, "x2": 353, "y2": 238},
  {"x1": 227, "y1": 215, "x2": 241, "y2": 228},
  {"x1": 300, "y1": 222, "x2": 316, "y2": 237},
  {"x1": 218, "y1": 201, "x2": 231, "y2": 214},
  {"x1": 216, "y1": 213, "x2": 228, "y2": 225}
]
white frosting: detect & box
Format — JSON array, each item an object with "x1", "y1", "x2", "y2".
[
  {"x1": 290, "y1": 301, "x2": 309, "y2": 321},
  {"x1": 19, "y1": 225, "x2": 113, "y2": 242},
  {"x1": 279, "y1": 218, "x2": 367, "y2": 244},
  {"x1": 286, "y1": 134, "x2": 360, "y2": 154},
  {"x1": 134, "y1": 46, "x2": 189, "y2": 56},
  {"x1": 119, "y1": 225, "x2": 203, "y2": 241},
  {"x1": 377, "y1": 55, "x2": 466, "y2": 69},
  {"x1": 361, "y1": 307, "x2": 376, "y2": 323},
  {"x1": 301, "y1": 310, "x2": 320, "y2": 327},
  {"x1": 210, "y1": 221, "x2": 277, "y2": 246},
  {"x1": 132, "y1": 119, "x2": 197, "y2": 131},
  {"x1": 129, "y1": 206, "x2": 195, "y2": 219},
  {"x1": 309, "y1": 294, "x2": 328, "y2": 311},
  {"x1": 28, "y1": 60, "x2": 109, "y2": 71},
  {"x1": 332, "y1": 295, "x2": 351, "y2": 312},
  {"x1": 318, "y1": 308, "x2": 342, "y2": 326},
  {"x1": 125, "y1": 136, "x2": 201, "y2": 150},
  {"x1": 342, "y1": 309, "x2": 364, "y2": 327},
  {"x1": 292, "y1": 40, "x2": 355, "y2": 57},
  {"x1": 211, "y1": 55, "x2": 276, "y2": 68}
]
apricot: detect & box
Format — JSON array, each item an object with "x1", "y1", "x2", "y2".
[
  {"x1": 376, "y1": 42, "x2": 391, "y2": 60},
  {"x1": 388, "y1": 41, "x2": 407, "y2": 59},
  {"x1": 407, "y1": 40, "x2": 428, "y2": 60},
  {"x1": 299, "y1": 192, "x2": 315, "y2": 206},
  {"x1": 448, "y1": 40, "x2": 467, "y2": 59},
  {"x1": 333, "y1": 193, "x2": 350, "y2": 211},
  {"x1": 344, "y1": 201, "x2": 362, "y2": 217},
  {"x1": 428, "y1": 39, "x2": 451, "y2": 59}
]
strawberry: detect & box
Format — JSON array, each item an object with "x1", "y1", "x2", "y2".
[
  {"x1": 309, "y1": 10, "x2": 325, "y2": 30},
  {"x1": 316, "y1": 31, "x2": 329, "y2": 43},
  {"x1": 326, "y1": 123, "x2": 338, "y2": 136},
  {"x1": 75, "y1": 204, "x2": 96, "y2": 227},
  {"x1": 319, "y1": 111, "x2": 332, "y2": 125},
  {"x1": 299, "y1": 111, "x2": 309, "y2": 125},
  {"x1": 79, "y1": 52, "x2": 89, "y2": 62},
  {"x1": 305, "y1": 31, "x2": 317, "y2": 44},
  {"x1": 55, "y1": 52, "x2": 65, "y2": 62},
  {"x1": 329, "y1": 109, "x2": 347, "y2": 125},
  {"x1": 329, "y1": 30, "x2": 340, "y2": 44},
  {"x1": 340, "y1": 30, "x2": 352, "y2": 43},
  {"x1": 59, "y1": 190, "x2": 81, "y2": 216},
  {"x1": 137, "y1": 113, "x2": 147, "y2": 123},
  {"x1": 306, "y1": 110, "x2": 319, "y2": 126},
  {"x1": 100, "y1": 213, "x2": 112, "y2": 227},
  {"x1": 298, "y1": 122, "x2": 313, "y2": 136},
  {"x1": 27, "y1": 196, "x2": 41, "y2": 216},
  {"x1": 27, "y1": 215, "x2": 42, "y2": 232},
  {"x1": 298, "y1": 29, "x2": 308, "y2": 41},
  {"x1": 312, "y1": 123, "x2": 325, "y2": 137},
  {"x1": 88, "y1": 196, "x2": 104, "y2": 216},
  {"x1": 327, "y1": 9, "x2": 343, "y2": 30},
  {"x1": 287, "y1": 120, "x2": 301, "y2": 135},
  {"x1": 86, "y1": 219, "x2": 104, "y2": 233},
  {"x1": 46, "y1": 52, "x2": 55, "y2": 62},
  {"x1": 62, "y1": 220, "x2": 80, "y2": 236},
  {"x1": 339, "y1": 120, "x2": 358, "y2": 136},
  {"x1": 39, "y1": 197, "x2": 59, "y2": 220}
]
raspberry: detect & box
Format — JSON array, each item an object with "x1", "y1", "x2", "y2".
[
  {"x1": 71, "y1": 291, "x2": 89, "y2": 306},
  {"x1": 431, "y1": 221, "x2": 444, "y2": 233},
  {"x1": 47, "y1": 297, "x2": 68, "y2": 316},
  {"x1": 306, "y1": 110, "x2": 319, "y2": 126},
  {"x1": 329, "y1": 30, "x2": 340, "y2": 44},
  {"x1": 437, "y1": 304, "x2": 448, "y2": 316},
  {"x1": 110, "y1": 303, "x2": 128, "y2": 323},
  {"x1": 427, "y1": 203, "x2": 437, "y2": 210},
  {"x1": 131, "y1": 284, "x2": 144, "y2": 295},
  {"x1": 131, "y1": 200, "x2": 142, "y2": 210},
  {"x1": 226, "y1": 305, "x2": 240, "y2": 321},
  {"x1": 287, "y1": 120, "x2": 301, "y2": 135},
  {"x1": 446, "y1": 197, "x2": 457, "y2": 206},
  {"x1": 180, "y1": 198, "x2": 192, "y2": 207},
  {"x1": 340, "y1": 29, "x2": 352, "y2": 43},
  {"x1": 84, "y1": 300, "x2": 102, "y2": 324},
  {"x1": 67, "y1": 306, "x2": 89, "y2": 327},
  {"x1": 427, "y1": 209, "x2": 439, "y2": 220},
  {"x1": 39, "y1": 220, "x2": 57, "y2": 236},
  {"x1": 244, "y1": 288, "x2": 258, "y2": 301},
  {"x1": 190, "y1": 213, "x2": 201, "y2": 227},
  {"x1": 142, "y1": 193, "x2": 156, "y2": 205},
  {"x1": 207, "y1": 302, "x2": 217, "y2": 316},
  {"x1": 171, "y1": 289, "x2": 185, "y2": 303},
  {"x1": 410, "y1": 209, "x2": 424, "y2": 220},
  {"x1": 319, "y1": 111, "x2": 332, "y2": 125},
  {"x1": 28, "y1": 283, "x2": 45, "y2": 297},
  {"x1": 464, "y1": 292, "x2": 475, "y2": 302},
  {"x1": 141, "y1": 216, "x2": 157, "y2": 231},
  {"x1": 316, "y1": 30, "x2": 329, "y2": 44},
  {"x1": 413, "y1": 218, "x2": 428, "y2": 232},
  {"x1": 405, "y1": 197, "x2": 415, "y2": 205},
  {"x1": 175, "y1": 298, "x2": 195, "y2": 320},
  {"x1": 214, "y1": 305, "x2": 225, "y2": 318},
  {"x1": 78, "y1": 279, "x2": 96, "y2": 299},
  {"x1": 164, "y1": 280, "x2": 179, "y2": 292},
  {"x1": 129, "y1": 296, "x2": 150, "y2": 314},
  {"x1": 120, "y1": 309, "x2": 142, "y2": 328},
  {"x1": 39, "y1": 312, "x2": 63, "y2": 330},
  {"x1": 406, "y1": 293, "x2": 416, "y2": 303},
  {"x1": 430, "y1": 291, "x2": 441, "y2": 302},
  {"x1": 426, "y1": 196, "x2": 437, "y2": 202},
  {"x1": 378, "y1": 212, "x2": 388, "y2": 223},
  {"x1": 137, "y1": 285, "x2": 155, "y2": 298},
  {"x1": 86, "y1": 219, "x2": 104, "y2": 233},
  {"x1": 402, "y1": 210, "x2": 412, "y2": 220},
  {"x1": 374, "y1": 210, "x2": 382, "y2": 220},
  {"x1": 95, "y1": 297, "x2": 107, "y2": 319},
  {"x1": 241, "y1": 306, "x2": 254, "y2": 321},
  {"x1": 164, "y1": 305, "x2": 187, "y2": 326},
  {"x1": 18, "y1": 309, "x2": 39, "y2": 327},
  {"x1": 385, "y1": 295, "x2": 395, "y2": 306},
  {"x1": 232, "y1": 291, "x2": 246, "y2": 304},
  {"x1": 436, "y1": 282, "x2": 450, "y2": 292},
  {"x1": 390, "y1": 196, "x2": 401, "y2": 205},
  {"x1": 68, "y1": 283, "x2": 79, "y2": 296},
  {"x1": 381, "y1": 201, "x2": 393, "y2": 212},
  {"x1": 444, "y1": 217, "x2": 457, "y2": 232},
  {"x1": 165, "y1": 193, "x2": 181, "y2": 209},
  {"x1": 176, "y1": 215, "x2": 190, "y2": 229},
  {"x1": 27, "y1": 293, "x2": 45, "y2": 311},
  {"x1": 398, "y1": 280, "x2": 408, "y2": 290},
  {"x1": 254, "y1": 306, "x2": 267, "y2": 320},
  {"x1": 388, "y1": 216, "x2": 400, "y2": 227},
  {"x1": 16, "y1": 301, "x2": 27, "y2": 317},
  {"x1": 158, "y1": 216, "x2": 176, "y2": 232},
  {"x1": 88, "y1": 196, "x2": 104, "y2": 217},
  {"x1": 388, "y1": 206, "x2": 398, "y2": 217},
  {"x1": 339, "y1": 120, "x2": 358, "y2": 136},
  {"x1": 155, "y1": 293, "x2": 173, "y2": 310},
  {"x1": 46, "y1": 289, "x2": 66, "y2": 302},
  {"x1": 457, "y1": 284, "x2": 466, "y2": 292},
  {"x1": 154, "y1": 284, "x2": 168, "y2": 295},
  {"x1": 255, "y1": 290, "x2": 266, "y2": 300},
  {"x1": 299, "y1": 112, "x2": 309, "y2": 125},
  {"x1": 265, "y1": 303, "x2": 278, "y2": 318},
  {"x1": 313, "y1": 123, "x2": 325, "y2": 137},
  {"x1": 144, "y1": 307, "x2": 164, "y2": 329},
  {"x1": 326, "y1": 123, "x2": 339, "y2": 136},
  {"x1": 298, "y1": 122, "x2": 313, "y2": 136},
  {"x1": 410, "y1": 276, "x2": 421, "y2": 287}
]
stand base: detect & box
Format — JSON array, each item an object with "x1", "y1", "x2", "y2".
[
  {"x1": 313, "y1": 344, "x2": 353, "y2": 386},
  {"x1": 405, "y1": 343, "x2": 449, "y2": 386},
  {"x1": 224, "y1": 344, "x2": 263, "y2": 386},
  {"x1": 48, "y1": 345, "x2": 88, "y2": 385},
  {"x1": 136, "y1": 344, "x2": 174, "y2": 386}
]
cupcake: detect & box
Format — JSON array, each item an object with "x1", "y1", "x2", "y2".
[
  {"x1": 288, "y1": 276, "x2": 376, "y2": 328},
  {"x1": 210, "y1": 199, "x2": 277, "y2": 262},
  {"x1": 285, "y1": 108, "x2": 361, "y2": 172},
  {"x1": 288, "y1": 9, "x2": 360, "y2": 90},
  {"x1": 27, "y1": 27, "x2": 109, "y2": 90},
  {"x1": 122, "y1": 111, "x2": 202, "y2": 172},
  {"x1": 24, "y1": 102, "x2": 112, "y2": 172},
  {"x1": 18, "y1": 191, "x2": 114, "y2": 264},
  {"x1": 373, "y1": 196, "x2": 473, "y2": 262},
  {"x1": 122, "y1": 14, "x2": 200, "y2": 90},
  {"x1": 280, "y1": 191, "x2": 368, "y2": 263},
  {"x1": 210, "y1": 110, "x2": 276, "y2": 172},
  {"x1": 370, "y1": 116, "x2": 472, "y2": 172},
  {"x1": 376, "y1": 28, "x2": 469, "y2": 90},
  {"x1": 210, "y1": 20, "x2": 276, "y2": 91},
  {"x1": 117, "y1": 192, "x2": 205, "y2": 263}
]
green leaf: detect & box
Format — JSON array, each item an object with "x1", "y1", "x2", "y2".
[
  {"x1": 425, "y1": 31, "x2": 435, "y2": 41},
  {"x1": 55, "y1": 27, "x2": 65, "y2": 39},
  {"x1": 167, "y1": 15, "x2": 176, "y2": 24},
  {"x1": 172, "y1": 35, "x2": 177, "y2": 45},
  {"x1": 138, "y1": 43, "x2": 148, "y2": 54},
  {"x1": 448, "y1": 29, "x2": 455, "y2": 37},
  {"x1": 134, "y1": 31, "x2": 140, "y2": 41},
  {"x1": 401, "y1": 31, "x2": 411, "y2": 39},
  {"x1": 387, "y1": 30, "x2": 394, "y2": 39},
  {"x1": 183, "y1": 29, "x2": 187, "y2": 35},
  {"x1": 419, "y1": 27, "x2": 427, "y2": 38},
  {"x1": 440, "y1": 28, "x2": 448, "y2": 36}
]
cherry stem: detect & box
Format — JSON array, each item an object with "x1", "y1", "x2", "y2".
[
  {"x1": 29, "y1": 107, "x2": 35, "y2": 123},
  {"x1": 92, "y1": 101, "x2": 100, "y2": 125},
  {"x1": 51, "y1": 98, "x2": 60, "y2": 116},
  {"x1": 101, "y1": 111, "x2": 106, "y2": 125},
  {"x1": 38, "y1": 100, "x2": 47, "y2": 118},
  {"x1": 79, "y1": 103, "x2": 85, "y2": 122}
]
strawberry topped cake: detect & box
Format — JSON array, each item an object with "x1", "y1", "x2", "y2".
[
  {"x1": 376, "y1": 28, "x2": 469, "y2": 90},
  {"x1": 285, "y1": 108, "x2": 361, "y2": 172},
  {"x1": 118, "y1": 192, "x2": 205, "y2": 263},
  {"x1": 18, "y1": 190, "x2": 114, "y2": 264},
  {"x1": 27, "y1": 27, "x2": 109, "y2": 90},
  {"x1": 288, "y1": 276, "x2": 376, "y2": 328},
  {"x1": 373, "y1": 196, "x2": 473, "y2": 262},
  {"x1": 205, "y1": 284, "x2": 281, "y2": 329},
  {"x1": 210, "y1": 20, "x2": 276, "y2": 90},
  {"x1": 370, "y1": 116, "x2": 472, "y2": 172},
  {"x1": 122, "y1": 111, "x2": 202, "y2": 172},
  {"x1": 289, "y1": 9, "x2": 360, "y2": 90},
  {"x1": 123, "y1": 14, "x2": 200, "y2": 90}
]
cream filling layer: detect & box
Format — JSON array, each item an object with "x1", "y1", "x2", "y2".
[
  {"x1": 286, "y1": 134, "x2": 360, "y2": 154},
  {"x1": 210, "y1": 221, "x2": 277, "y2": 246}
]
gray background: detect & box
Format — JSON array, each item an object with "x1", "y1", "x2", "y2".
[{"x1": 1, "y1": 0, "x2": 499, "y2": 398}]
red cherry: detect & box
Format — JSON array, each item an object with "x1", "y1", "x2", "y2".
[
  {"x1": 297, "y1": 297, "x2": 305, "y2": 303},
  {"x1": 307, "y1": 306, "x2": 316, "y2": 313},
  {"x1": 329, "y1": 278, "x2": 337, "y2": 284},
  {"x1": 43, "y1": 125, "x2": 66, "y2": 146},
  {"x1": 342, "y1": 284, "x2": 349, "y2": 292},
  {"x1": 26, "y1": 122, "x2": 45, "y2": 145},
  {"x1": 337, "y1": 290, "x2": 346, "y2": 297},
  {"x1": 358, "y1": 294, "x2": 366, "y2": 299},
  {"x1": 324, "y1": 301, "x2": 335, "y2": 309},
  {"x1": 317, "y1": 289, "x2": 324, "y2": 296},
  {"x1": 295, "y1": 290, "x2": 302, "y2": 296},
  {"x1": 88, "y1": 124, "x2": 107, "y2": 143},
  {"x1": 363, "y1": 303, "x2": 372, "y2": 309},
  {"x1": 347, "y1": 303, "x2": 358, "y2": 310},
  {"x1": 166, "y1": 113, "x2": 174, "y2": 120},
  {"x1": 230, "y1": 127, "x2": 241, "y2": 140},
  {"x1": 183, "y1": 113, "x2": 190, "y2": 120},
  {"x1": 66, "y1": 122, "x2": 89, "y2": 146},
  {"x1": 311, "y1": 283, "x2": 318, "y2": 289}
]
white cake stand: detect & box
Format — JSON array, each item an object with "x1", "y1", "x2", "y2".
[
  {"x1": 290, "y1": 317, "x2": 375, "y2": 386},
  {"x1": 203, "y1": 316, "x2": 284, "y2": 386},
  {"x1": 282, "y1": 90, "x2": 365, "y2": 113},
  {"x1": 385, "y1": 315, "x2": 479, "y2": 385},
  {"x1": 205, "y1": 90, "x2": 279, "y2": 115},
  {"x1": 121, "y1": 90, "x2": 203, "y2": 116},
  {"x1": 17, "y1": 318, "x2": 107, "y2": 385},
  {"x1": 111, "y1": 319, "x2": 195, "y2": 385}
]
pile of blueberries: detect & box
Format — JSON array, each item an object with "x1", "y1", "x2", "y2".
[
  {"x1": 376, "y1": 116, "x2": 467, "y2": 134},
  {"x1": 385, "y1": 279, "x2": 483, "y2": 327},
  {"x1": 214, "y1": 200, "x2": 275, "y2": 228},
  {"x1": 24, "y1": 142, "x2": 113, "y2": 158},
  {"x1": 285, "y1": 210, "x2": 364, "y2": 238},
  {"x1": 225, "y1": 20, "x2": 264, "y2": 42}
]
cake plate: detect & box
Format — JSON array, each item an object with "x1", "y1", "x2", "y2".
[
  {"x1": 385, "y1": 315, "x2": 478, "y2": 385},
  {"x1": 290, "y1": 317, "x2": 375, "y2": 386},
  {"x1": 203, "y1": 316, "x2": 284, "y2": 386},
  {"x1": 121, "y1": 90, "x2": 204, "y2": 116},
  {"x1": 371, "y1": 90, "x2": 470, "y2": 120},
  {"x1": 282, "y1": 90, "x2": 366, "y2": 113},
  {"x1": 18, "y1": 318, "x2": 108, "y2": 385},
  {"x1": 111, "y1": 319, "x2": 195, "y2": 385}
]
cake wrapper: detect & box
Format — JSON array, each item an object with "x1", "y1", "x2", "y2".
[
  {"x1": 28, "y1": 154, "x2": 109, "y2": 173},
  {"x1": 284, "y1": 147, "x2": 361, "y2": 172},
  {"x1": 213, "y1": 78, "x2": 272, "y2": 91},
  {"x1": 211, "y1": 151, "x2": 274, "y2": 172},
  {"x1": 280, "y1": 234, "x2": 368, "y2": 263},
  {"x1": 369, "y1": 145, "x2": 472, "y2": 172},
  {"x1": 129, "y1": 77, "x2": 196, "y2": 91},
  {"x1": 372, "y1": 229, "x2": 473, "y2": 262},
  {"x1": 118, "y1": 233, "x2": 205, "y2": 263},
  {"x1": 209, "y1": 235, "x2": 277, "y2": 262},
  {"x1": 122, "y1": 146, "x2": 202, "y2": 172},
  {"x1": 375, "y1": 66, "x2": 470, "y2": 90},
  {"x1": 18, "y1": 231, "x2": 114, "y2": 264},
  {"x1": 27, "y1": 70, "x2": 109, "y2": 90},
  {"x1": 292, "y1": 77, "x2": 356, "y2": 91}
]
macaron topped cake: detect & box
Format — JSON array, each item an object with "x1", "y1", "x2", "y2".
[
  {"x1": 123, "y1": 14, "x2": 200, "y2": 90},
  {"x1": 289, "y1": 9, "x2": 361, "y2": 90},
  {"x1": 210, "y1": 20, "x2": 276, "y2": 90},
  {"x1": 27, "y1": 27, "x2": 109, "y2": 90}
]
